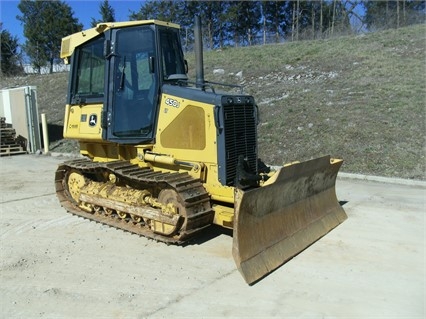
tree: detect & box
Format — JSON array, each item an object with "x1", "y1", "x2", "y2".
[
  {"x1": 329, "y1": 0, "x2": 352, "y2": 37},
  {"x1": 181, "y1": 1, "x2": 229, "y2": 50},
  {"x1": 129, "y1": 0, "x2": 184, "y2": 23},
  {"x1": 199, "y1": 1, "x2": 227, "y2": 49},
  {"x1": 17, "y1": 0, "x2": 83, "y2": 74},
  {"x1": 262, "y1": 1, "x2": 291, "y2": 43},
  {"x1": 363, "y1": 0, "x2": 426, "y2": 31},
  {"x1": 0, "y1": 24, "x2": 24, "y2": 76},
  {"x1": 286, "y1": 0, "x2": 352, "y2": 41},
  {"x1": 225, "y1": 1, "x2": 262, "y2": 46},
  {"x1": 91, "y1": 0, "x2": 116, "y2": 27}
]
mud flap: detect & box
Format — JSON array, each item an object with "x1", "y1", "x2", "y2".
[{"x1": 232, "y1": 156, "x2": 347, "y2": 284}]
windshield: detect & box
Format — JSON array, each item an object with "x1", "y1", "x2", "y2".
[{"x1": 112, "y1": 26, "x2": 158, "y2": 138}]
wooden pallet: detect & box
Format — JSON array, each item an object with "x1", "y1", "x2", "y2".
[
  {"x1": 0, "y1": 117, "x2": 11, "y2": 128},
  {"x1": 1, "y1": 128, "x2": 16, "y2": 139},
  {"x1": 0, "y1": 144, "x2": 27, "y2": 156},
  {"x1": 0, "y1": 117, "x2": 27, "y2": 156}
]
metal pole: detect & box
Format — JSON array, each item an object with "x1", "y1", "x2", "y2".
[
  {"x1": 194, "y1": 16, "x2": 205, "y2": 89},
  {"x1": 41, "y1": 113, "x2": 49, "y2": 154}
]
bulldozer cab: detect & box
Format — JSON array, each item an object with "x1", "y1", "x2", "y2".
[{"x1": 68, "y1": 22, "x2": 187, "y2": 144}]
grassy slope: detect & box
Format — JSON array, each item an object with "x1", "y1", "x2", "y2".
[
  {"x1": 192, "y1": 24, "x2": 425, "y2": 179},
  {"x1": 1, "y1": 24, "x2": 425, "y2": 179}
]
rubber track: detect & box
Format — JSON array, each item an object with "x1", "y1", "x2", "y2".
[{"x1": 55, "y1": 158, "x2": 214, "y2": 244}]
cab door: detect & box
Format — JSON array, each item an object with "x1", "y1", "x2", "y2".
[{"x1": 106, "y1": 25, "x2": 159, "y2": 144}]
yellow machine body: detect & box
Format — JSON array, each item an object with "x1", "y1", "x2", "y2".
[{"x1": 57, "y1": 18, "x2": 347, "y2": 284}]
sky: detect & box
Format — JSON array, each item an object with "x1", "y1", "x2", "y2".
[
  {"x1": 1, "y1": 0, "x2": 368, "y2": 46},
  {"x1": 0, "y1": 0, "x2": 145, "y2": 43}
]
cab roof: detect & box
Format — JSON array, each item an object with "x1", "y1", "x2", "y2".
[{"x1": 60, "y1": 20, "x2": 180, "y2": 61}]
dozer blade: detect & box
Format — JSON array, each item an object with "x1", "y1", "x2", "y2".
[{"x1": 232, "y1": 155, "x2": 347, "y2": 284}]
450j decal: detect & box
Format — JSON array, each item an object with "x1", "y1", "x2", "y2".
[{"x1": 165, "y1": 98, "x2": 180, "y2": 108}]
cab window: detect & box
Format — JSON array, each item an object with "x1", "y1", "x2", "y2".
[{"x1": 72, "y1": 36, "x2": 105, "y2": 102}]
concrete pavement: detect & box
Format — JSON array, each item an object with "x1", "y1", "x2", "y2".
[{"x1": 0, "y1": 154, "x2": 424, "y2": 318}]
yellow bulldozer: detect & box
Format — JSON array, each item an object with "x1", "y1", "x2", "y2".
[{"x1": 55, "y1": 17, "x2": 347, "y2": 284}]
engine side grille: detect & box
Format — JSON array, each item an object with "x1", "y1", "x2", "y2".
[{"x1": 221, "y1": 104, "x2": 258, "y2": 186}]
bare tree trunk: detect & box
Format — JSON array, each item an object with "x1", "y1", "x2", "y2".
[
  {"x1": 292, "y1": 2, "x2": 296, "y2": 41},
  {"x1": 397, "y1": 0, "x2": 400, "y2": 28},
  {"x1": 403, "y1": 0, "x2": 406, "y2": 26},
  {"x1": 312, "y1": 3, "x2": 315, "y2": 39},
  {"x1": 36, "y1": 42, "x2": 41, "y2": 74},
  {"x1": 49, "y1": 53, "x2": 53, "y2": 74},
  {"x1": 386, "y1": 1, "x2": 389, "y2": 28},
  {"x1": 208, "y1": 21, "x2": 213, "y2": 49},
  {"x1": 274, "y1": 5, "x2": 279, "y2": 43},
  {"x1": 320, "y1": 0, "x2": 323, "y2": 38},
  {"x1": 331, "y1": 0, "x2": 336, "y2": 36},
  {"x1": 296, "y1": 0, "x2": 300, "y2": 41}
]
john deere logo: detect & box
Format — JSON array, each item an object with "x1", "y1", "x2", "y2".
[{"x1": 89, "y1": 114, "x2": 97, "y2": 127}]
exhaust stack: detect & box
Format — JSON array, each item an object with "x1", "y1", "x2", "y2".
[{"x1": 194, "y1": 16, "x2": 204, "y2": 89}]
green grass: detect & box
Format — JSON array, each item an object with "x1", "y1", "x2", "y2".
[{"x1": 186, "y1": 24, "x2": 426, "y2": 180}]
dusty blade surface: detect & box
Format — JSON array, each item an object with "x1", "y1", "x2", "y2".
[{"x1": 232, "y1": 156, "x2": 347, "y2": 284}]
